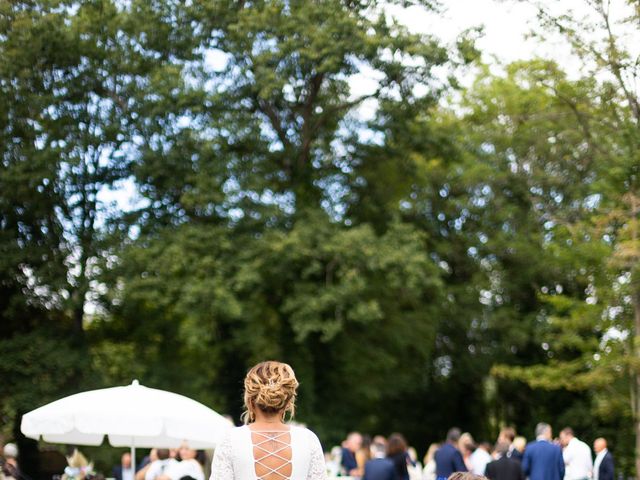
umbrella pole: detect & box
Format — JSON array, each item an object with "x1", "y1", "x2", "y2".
[{"x1": 131, "y1": 441, "x2": 136, "y2": 473}]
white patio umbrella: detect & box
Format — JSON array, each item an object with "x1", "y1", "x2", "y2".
[{"x1": 21, "y1": 380, "x2": 232, "y2": 467}]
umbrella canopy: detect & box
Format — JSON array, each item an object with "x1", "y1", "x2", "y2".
[{"x1": 21, "y1": 380, "x2": 231, "y2": 449}]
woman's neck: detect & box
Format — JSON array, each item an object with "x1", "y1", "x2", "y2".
[{"x1": 251, "y1": 410, "x2": 287, "y2": 429}]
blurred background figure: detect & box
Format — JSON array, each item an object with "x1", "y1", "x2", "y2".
[
  {"x1": 342, "y1": 432, "x2": 363, "y2": 477},
  {"x1": 511, "y1": 438, "x2": 526, "y2": 462},
  {"x1": 386, "y1": 433, "x2": 412, "y2": 480},
  {"x1": 407, "y1": 446, "x2": 422, "y2": 480},
  {"x1": 113, "y1": 452, "x2": 134, "y2": 480},
  {"x1": 326, "y1": 446, "x2": 343, "y2": 477},
  {"x1": 458, "y1": 434, "x2": 475, "y2": 472},
  {"x1": 143, "y1": 449, "x2": 176, "y2": 480},
  {"x1": 484, "y1": 442, "x2": 523, "y2": 480},
  {"x1": 559, "y1": 427, "x2": 592, "y2": 480},
  {"x1": 422, "y1": 443, "x2": 439, "y2": 480},
  {"x1": 357, "y1": 435, "x2": 373, "y2": 476},
  {"x1": 496, "y1": 428, "x2": 516, "y2": 460},
  {"x1": 470, "y1": 442, "x2": 491, "y2": 475},
  {"x1": 157, "y1": 442, "x2": 204, "y2": 480},
  {"x1": 522, "y1": 423, "x2": 564, "y2": 480},
  {"x1": 372, "y1": 436, "x2": 388, "y2": 452},
  {"x1": 435, "y1": 428, "x2": 467, "y2": 480},
  {"x1": 363, "y1": 440, "x2": 394, "y2": 480},
  {"x1": 1, "y1": 443, "x2": 20, "y2": 480},
  {"x1": 135, "y1": 449, "x2": 158, "y2": 480},
  {"x1": 63, "y1": 450, "x2": 95, "y2": 480},
  {"x1": 593, "y1": 438, "x2": 614, "y2": 480}
]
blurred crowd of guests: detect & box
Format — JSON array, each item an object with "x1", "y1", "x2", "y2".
[
  {"x1": 0, "y1": 442, "x2": 208, "y2": 480},
  {"x1": 326, "y1": 424, "x2": 615, "y2": 480},
  {"x1": 113, "y1": 443, "x2": 206, "y2": 480},
  {"x1": 0, "y1": 422, "x2": 617, "y2": 480},
  {"x1": 326, "y1": 432, "x2": 422, "y2": 480}
]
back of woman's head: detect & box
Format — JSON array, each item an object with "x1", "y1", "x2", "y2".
[
  {"x1": 448, "y1": 474, "x2": 488, "y2": 480},
  {"x1": 386, "y1": 433, "x2": 408, "y2": 457},
  {"x1": 242, "y1": 361, "x2": 299, "y2": 424}
]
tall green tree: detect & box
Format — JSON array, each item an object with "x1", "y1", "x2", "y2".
[
  {"x1": 0, "y1": 0, "x2": 201, "y2": 461},
  {"x1": 491, "y1": 0, "x2": 640, "y2": 474},
  {"x1": 99, "y1": 0, "x2": 478, "y2": 444}
]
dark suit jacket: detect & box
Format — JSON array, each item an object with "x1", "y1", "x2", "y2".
[
  {"x1": 597, "y1": 451, "x2": 615, "y2": 480},
  {"x1": 342, "y1": 447, "x2": 359, "y2": 474},
  {"x1": 435, "y1": 442, "x2": 467, "y2": 477},
  {"x1": 522, "y1": 440, "x2": 564, "y2": 480},
  {"x1": 112, "y1": 465, "x2": 138, "y2": 480},
  {"x1": 485, "y1": 456, "x2": 524, "y2": 480},
  {"x1": 112, "y1": 465, "x2": 124, "y2": 480},
  {"x1": 363, "y1": 458, "x2": 396, "y2": 480},
  {"x1": 507, "y1": 448, "x2": 523, "y2": 463}
]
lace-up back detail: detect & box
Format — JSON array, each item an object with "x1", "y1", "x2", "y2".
[
  {"x1": 210, "y1": 425, "x2": 327, "y2": 480},
  {"x1": 251, "y1": 429, "x2": 293, "y2": 480}
]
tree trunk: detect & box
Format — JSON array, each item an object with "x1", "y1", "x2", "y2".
[
  {"x1": 633, "y1": 352, "x2": 640, "y2": 480},
  {"x1": 632, "y1": 194, "x2": 640, "y2": 479},
  {"x1": 634, "y1": 291, "x2": 640, "y2": 479}
]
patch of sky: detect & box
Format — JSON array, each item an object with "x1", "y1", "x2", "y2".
[
  {"x1": 602, "y1": 326, "x2": 629, "y2": 343},
  {"x1": 551, "y1": 190, "x2": 564, "y2": 204},
  {"x1": 434, "y1": 355, "x2": 452, "y2": 378},
  {"x1": 480, "y1": 142, "x2": 496, "y2": 154},
  {"x1": 583, "y1": 193, "x2": 601, "y2": 210},
  {"x1": 204, "y1": 48, "x2": 231, "y2": 73},
  {"x1": 330, "y1": 139, "x2": 355, "y2": 175},
  {"x1": 356, "y1": 127, "x2": 385, "y2": 145},
  {"x1": 97, "y1": 176, "x2": 149, "y2": 216},
  {"x1": 251, "y1": 35, "x2": 279, "y2": 57},
  {"x1": 470, "y1": 184, "x2": 492, "y2": 207},
  {"x1": 315, "y1": 176, "x2": 349, "y2": 221}
]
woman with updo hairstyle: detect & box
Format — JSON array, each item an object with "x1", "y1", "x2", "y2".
[{"x1": 210, "y1": 361, "x2": 327, "y2": 480}]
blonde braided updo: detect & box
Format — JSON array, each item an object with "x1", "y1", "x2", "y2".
[{"x1": 242, "y1": 361, "x2": 299, "y2": 424}]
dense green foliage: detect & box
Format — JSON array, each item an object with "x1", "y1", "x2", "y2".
[{"x1": 2, "y1": 0, "x2": 639, "y2": 476}]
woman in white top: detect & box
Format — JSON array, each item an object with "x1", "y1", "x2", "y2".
[{"x1": 210, "y1": 361, "x2": 327, "y2": 480}]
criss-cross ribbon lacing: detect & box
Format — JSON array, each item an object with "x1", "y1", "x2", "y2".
[{"x1": 252, "y1": 430, "x2": 292, "y2": 480}]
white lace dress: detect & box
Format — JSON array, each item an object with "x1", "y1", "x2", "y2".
[{"x1": 210, "y1": 425, "x2": 327, "y2": 480}]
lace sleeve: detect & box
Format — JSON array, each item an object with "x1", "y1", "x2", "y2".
[
  {"x1": 307, "y1": 430, "x2": 328, "y2": 480},
  {"x1": 210, "y1": 433, "x2": 234, "y2": 480}
]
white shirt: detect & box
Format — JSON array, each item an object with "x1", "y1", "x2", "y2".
[
  {"x1": 145, "y1": 459, "x2": 178, "y2": 480},
  {"x1": 422, "y1": 460, "x2": 436, "y2": 480},
  {"x1": 165, "y1": 459, "x2": 205, "y2": 480},
  {"x1": 122, "y1": 467, "x2": 135, "y2": 480},
  {"x1": 593, "y1": 449, "x2": 608, "y2": 480},
  {"x1": 563, "y1": 437, "x2": 592, "y2": 480},
  {"x1": 470, "y1": 448, "x2": 492, "y2": 475},
  {"x1": 210, "y1": 425, "x2": 327, "y2": 480}
]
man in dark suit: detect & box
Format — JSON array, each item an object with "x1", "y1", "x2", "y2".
[
  {"x1": 593, "y1": 437, "x2": 614, "y2": 480},
  {"x1": 363, "y1": 441, "x2": 395, "y2": 480},
  {"x1": 485, "y1": 442, "x2": 524, "y2": 480},
  {"x1": 435, "y1": 427, "x2": 467, "y2": 480},
  {"x1": 522, "y1": 423, "x2": 564, "y2": 480}
]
